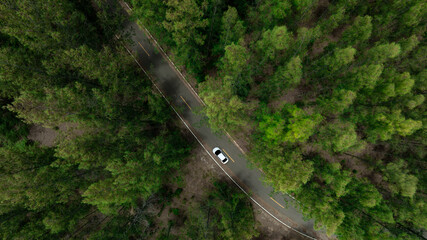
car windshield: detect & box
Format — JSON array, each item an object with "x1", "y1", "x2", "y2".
[{"x1": 215, "y1": 150, "x2": 221, "y2": 155}]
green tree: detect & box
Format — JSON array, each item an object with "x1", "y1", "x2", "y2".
[
  {"x1": 215, "y1": 6, "x2": 246, "y2": 53},
  {"x1": 281, "y1": 104, "x2": 323, "y2": 143},
  {"x1": 163, "y1": 0, "x2": 208, "y2": 46},
  {"x1": 346, "y1": 64, "x2": 384, "y2": 90},
  {"x1": 130, "y1": 0, "x2": 168, "y2": 37},
  {"x1": 199, "y1": 76, "x2": 256, "y2": 132},
  {"x1": 295, "y1": 183, "x2": 345, "y2": 236},
  {"x1": 323, "y1": 47, "x2": 356, "y2": 73},
  {"x1": 401, "y1": 2, "x2": 426, "y2": 27},
  {"x1": 220, "y1": 43, "x2": 249, "y2": 77},
  {"x1": 262, "y1": 150, "x2": 314, "y2": 192},
  {"x1": 366, "y1": 43, "x2": 401, "y2": 64},
  {"x1": 317, "y1": 122, "x2": 363, "y2": 153},
  {"x1": 398, "y1": 35, "x2": 420, "y2": 57},
  {"x1": 341, "y1": 16, "x2": 373, "y2": 46},
  {"x1": 405, "y1": 94, "x2": 424, "y2": 109},
  {"x1": 318, "y1": 89, "x2": 356, "y2": 115},
  {"x1": 183, "y1": 181, "x2": 259, "y2": 240},
  {"x1": 257, "y1": 0, "x2": 292, "y2": 28},
  {"x1": 364, "y1": 108, "x2": 422, "y2": 142},
  {"x1": 256, "y1": 25, "x2": 293, "y2": 61},
  {"x1": 211, "y1": 182, "x2": 259, "y2": 240},
  {"x1": 353, "y1": 181, "x2": 382, "y2": 208},
  {"x1": 382, "y1": 160, "x2": 418, "y2": 198},
  {"x1": 257, "y1": 111, "x2": 286, "y2": 144},
  {"x1": 319, "y1": 163, "x2": 352, "y2": 198}
]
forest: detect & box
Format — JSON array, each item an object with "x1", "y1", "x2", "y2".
[
  {"x1": 0, "y1": 0, "x2": 260, "y2": 239},
  {"x1": 128, "y1": 0, "x2": 426, "y2": 239}
]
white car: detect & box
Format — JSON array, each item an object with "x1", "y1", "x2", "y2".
[{"x1": 213, "y1": 147, "x2": 229, "y2": 164}]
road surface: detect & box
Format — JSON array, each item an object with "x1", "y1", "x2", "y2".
[{"x1": 117, "y1": 2, "x2": 321, "y2": 239}]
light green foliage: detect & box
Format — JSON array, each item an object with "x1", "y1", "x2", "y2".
[
  {"x1": 257, "y1": 104, "x2": 322, "y2": 145},
  {"x1": 348, "y1": 64, "x2": 384, "y2": 90},
  {"x1": 341, "y1": 16, "x2": 373, "y2": 46},
  {"x1": 367, "y1": 43, "x2": 401, "y2": 64},
  {"x1": 370, "y1": 202, "x2": 395, "y2": 224},
  {"x1": 279, "y1": 56, "x2": 303, "y2": 88},
  {"x1": 366, "y1": 108, "x2": 422, "y2": 142},
  {"x1": 258, "y1": 112, "x2": 286, "y2": 143},
  {"x1": 398, "y1": 35, "x2": 420, "y2": 57},
  {"x1": 264, "y1": 150, "x2": 313, "y2": 192},
  {"x1": 281, "y1": 104, "x2": 323, "y2": 143},
  {"x1": 318, "y1": 89, "x2": 357, "y2": 115},
  {"x1": 414, "y1": 70, "x2": 427, "y2": 91},
  {"x1": 393, "y1": 72, "x2": 415, "y2": 96},
  {"x1": 250, "y1": 145, "x2": 314, "y2": 192},
  {"x1": 163, "y1": 0, "x2": 208, "y2": 46},
  {"x1": 317, "y1": 122, "x2": 362, "y2": 153},
  {"x1": 324, "y1": 47, "x2": 356, "y2": 72},
  {"x1": 383, "y1": 160, "x2": 418, "y2": 198},
  {"x1": 394, "y1": 198, "x2": 427, "y2": 229},
  {"x1": 217, "y1": 6, "x2": 246, "y2": 49},
  {"x1": 200, "y1": 76, "x2": 256, "y2": 132},
  {"x1": 375, "y1": 69, "x2": 416, "y2": 101},
  {"x1": 295, "y1": 184, "x2": 345, "y2": 236},
  {"x1": 401, "y1": 2, "x2": 426, "y2": 27},
  {"x1": 257, "y1": 25, "x2": 292, "y2": 60},
  {"x1": 221, "y1": 43, "x2": 249, "y2": 77},
  {"x1": 319, "y1": 162, "x2": 353, "y2": 198},
  {"x1": 355, "y1": 181, "x2": 382, "y2": 208},
  {"x1": 406, "y1": 94, "x2": 424, "y2": 109}
]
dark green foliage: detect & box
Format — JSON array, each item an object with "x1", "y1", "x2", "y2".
[
  {"x1": 182, "y1": 180, "x2": 259, "y2": 240},
  {"x1": 0, "y1": 0, "x2": 189, "y2": 239},
  {"x1": 340, "y1": 16, "x2": 373, "y2": 46}
]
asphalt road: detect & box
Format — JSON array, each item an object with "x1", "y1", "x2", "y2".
[{"x1": 118, "y1": 2, "x2": 319, "y2": 239}]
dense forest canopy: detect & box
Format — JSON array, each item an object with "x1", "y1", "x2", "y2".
[
  {"x1": 129, "y1": 0, "x2": 426, "y2": 239},
  {"x1": 0, "y1": 0, "x2": 194, "y2": 238}
]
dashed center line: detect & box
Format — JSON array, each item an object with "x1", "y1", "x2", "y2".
[
  {"x1": 270, "y1": 197, "x2": 285, "y2": 208},
  {"x1": 138, "y1": 41, "x2": 150, "y2": 56},
  {"x1": 180, "y1": 96, "x2": 192, "y2": 110},
  {"x1": 222, "y1": 149, "x2": 235, "y2": 163}
]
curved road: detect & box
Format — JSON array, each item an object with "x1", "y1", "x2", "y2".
[{"x1": 118, "y1": 2, "x2": 322, "y2": 239}]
